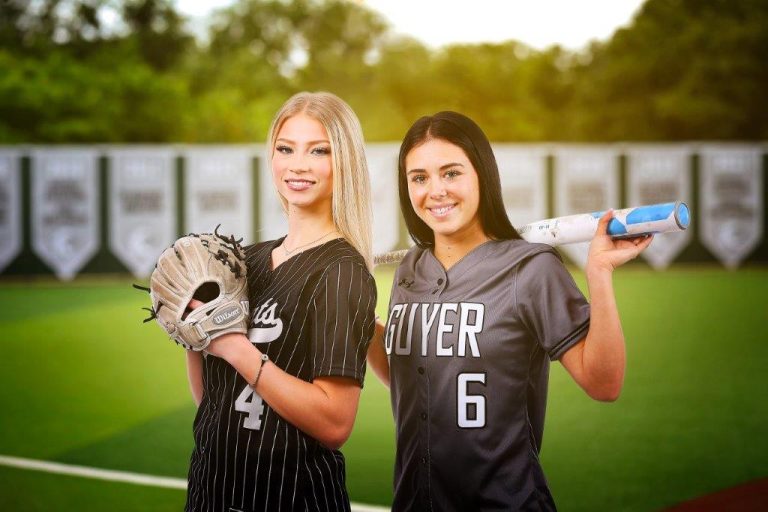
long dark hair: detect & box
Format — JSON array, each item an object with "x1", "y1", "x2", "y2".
[{"x1": 398, "y1": 111, "x2": 521, "y2": 247}]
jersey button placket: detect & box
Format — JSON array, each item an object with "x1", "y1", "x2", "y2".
[{"x1": 431, "y1": 275, "x2": 446, "y2": 295}]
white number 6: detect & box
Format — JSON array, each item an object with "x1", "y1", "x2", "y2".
[{"x1": 457, "y1": 373, "x2": 486, "y2": 428}]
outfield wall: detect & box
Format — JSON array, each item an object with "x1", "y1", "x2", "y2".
[{"x1": 0, "y1": 143, "x2": 766, "y2": 279}]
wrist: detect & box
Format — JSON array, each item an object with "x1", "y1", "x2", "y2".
[
  {"x1": 249, "y1": 353, "x2": 270, "y2": 388},
  {"x1": 585, "y1": 262, "x2": 614, "y2": 283},
  {"x1": 221, "y1": 334, "x2": 253, "y2": 365},
  {"x1": 584, "y1": 265, "x2": 613, "y2": 290}
]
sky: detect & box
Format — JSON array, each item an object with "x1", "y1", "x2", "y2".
[{"x1": 176, "y1": 0, "x2": 647, "y2": 51}]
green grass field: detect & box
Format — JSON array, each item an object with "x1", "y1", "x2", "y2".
[{"x1": 1, "y1": 266, "x2": 767, "y2": 511}]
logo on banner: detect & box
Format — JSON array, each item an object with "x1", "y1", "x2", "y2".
[
  {"x1": 31, "y1": 151, "x2": 100, "y2": 280},
  {"x1": 494, "y1": 145, "x2": 547, "y2": 227},
  {"x1": 108, "y1": 150, "x2": 176, "y2": 279},
  {"x1": 700, "y1": 148, "x2": 763, "y2": 269},
  {"x1": 185, "y1": 148, "x2": 253, "y2": 242},
  {"x1": 627, "y1": 147, "x2": 692, "y2": 269},
  {"x1": 554, "y1": 148, "x2": 619, "y2": 268}
]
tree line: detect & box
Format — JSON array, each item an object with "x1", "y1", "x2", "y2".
[{"x1": 1, "y1": 0, "x2": 766, "y2": 143}]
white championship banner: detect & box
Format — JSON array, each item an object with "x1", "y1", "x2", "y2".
[
  {"x1": 31, "y1": 148, "x2": 100, "y2": 280},
  {"x1": 367, "y1": 143, "x2": 400, "y2": 254},
  {"x1": 0, "y1": 149, "x2": 22, "y2": 273},
  {"x1": 626, "y1": 145, "x2": 693, "y2": 269},
  {"x1": 699, "y1": 146, "x2": 764, "y2": 269},
  {"x1": 108, "y1": 148, "x2": 177, "y2": 278},
  {"x1": 257, "y1": 144, "x2": 289, "y2": 242},
  {"x1": 184, "y1": 146, "x2": 255, "y2": 243},
  {"x1": 494, "y1": 144, "x2": 548, "y2": 228},
  {"x1": 553, "y1": 146, "x2": 619, "y2": 268}
]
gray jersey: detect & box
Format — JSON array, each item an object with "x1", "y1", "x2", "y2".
[{"x1": 385, "y1": 239, "x2": 590, "y2": 511}]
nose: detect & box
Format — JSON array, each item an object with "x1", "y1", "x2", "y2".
[
  {"x1": 428, "y1": 179, "x2": 447, "y2": 199},
  {"x1": 288, "y1": 158, "x2": 309, "y2": 174},
  {"x1": 285, "y1": 151, "x2": 309, "y2": 174}
]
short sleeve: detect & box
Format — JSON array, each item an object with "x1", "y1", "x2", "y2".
[
  {"x1": 515, "y1": 251, "x2": 590, "y2": 361},
  {"x1": 310, "y1": 259, "x2": 377, "y2": 386}
]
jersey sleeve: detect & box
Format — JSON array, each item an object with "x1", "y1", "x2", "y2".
[
  {"x1": 310, "y1": 259, "x2": 377, "y2": 386},
  {"x1": 514, "y1": 250, "x2": 591, "y2": 361}
]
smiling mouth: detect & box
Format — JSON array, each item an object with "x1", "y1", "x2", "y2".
[
  {"x1": 427, "y1": 204, "x2": 456, "y2": 218},
  {"x1": 285, "y1": 179, "x2": 315, "y2": 191}
]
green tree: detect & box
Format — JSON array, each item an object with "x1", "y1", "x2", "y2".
[{"x1": 571, "y1": 0, "x2": 768, "y2": 140}]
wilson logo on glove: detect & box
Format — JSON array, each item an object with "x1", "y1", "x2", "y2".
[
  {"x1": 213, "y1": 305, "x2": 243, "y2": 325},
  {"x1": 133, "y1": 225, "x2": 250, "y2": 351}
]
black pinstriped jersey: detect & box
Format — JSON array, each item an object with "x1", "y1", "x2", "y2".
[
  {"x1": 186, "y1": 237, "x2": 377, "y2": 512},
  {"x1": 386, "y1": 240, "x2": 590, "y2": 512}
]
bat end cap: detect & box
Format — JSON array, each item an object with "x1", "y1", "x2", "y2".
[{"x1": 676, "y1": 202, "x2": 690, "y2": 229}]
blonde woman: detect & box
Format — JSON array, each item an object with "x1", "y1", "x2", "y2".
[{"x1": 184, "y1": 92, "x2": 377, "y2": 512}]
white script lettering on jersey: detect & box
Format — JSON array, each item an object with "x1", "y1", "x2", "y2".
[
  {"x1": 384, "y1": 302, "x2": 485, "y2": 357},
  {"x1": 247, "y1": 298, "x2": 283, "y2": 344}
]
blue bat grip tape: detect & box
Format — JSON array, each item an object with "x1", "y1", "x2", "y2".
[
  {"x1": 607, "y1": 219, "x2": 628, "y2": 235},
  {"x1": 625, "y1": 202, "x2": 677, "y2": 225}
]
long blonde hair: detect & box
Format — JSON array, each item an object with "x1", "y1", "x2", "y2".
[{"x1": 267, "y1": 91, "x2": 373, "y2": 271}]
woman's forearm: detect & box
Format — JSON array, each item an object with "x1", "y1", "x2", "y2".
[
  {"x1": 185, "y1": 350, "x2": 204, "y2": 407},
  {"x1": 367, "y1": 320, "x2": 390, "y2": 388},
  {"x1": 216, "y1": 336, "x2": 362, "y2": 450},
  {"x1": 581, "y1": 266, "x2": 626, "y2": 400}
]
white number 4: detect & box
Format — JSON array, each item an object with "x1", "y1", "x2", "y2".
[
  {"x1": 457, "y1": 373, "x2": 486, "y2": 428},
  {"x1": 235, "y1": 386, "x2": 265, "y2": 430}
]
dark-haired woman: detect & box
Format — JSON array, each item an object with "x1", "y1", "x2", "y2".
[{"x1": 367, "y1": 111, "x2": 652, "y2": 511}]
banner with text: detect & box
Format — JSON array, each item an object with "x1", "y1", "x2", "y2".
[
  {"x1": 367, "y1": 144, "x2": 400, "y2": 254},
  {"x1": 494, "y1": 144, "x2": 548, "y2": 228},
  {"x1": 699, "y1": 146, "x2": 764, "y2": 268},
  {"x1": 257, "y1": 145, "x2": 289, "y2": 242},
  {"x1": 108, "y1": 148, "x2": 177, "y2": 278},
  {"x1": 184, "y1": 147, "x2": 254, "y2": 243},
  {"x1": 0, "y1": 150, "x2": 22, "y2": 272},
  {"x1": 31, "y1": 149, "x2": 100, "y2": 280},
  {"x1": 553, "y1": 146, "x2": 619, "y2": 268},
  {"x1": 626, "y1": 145, "x2": 693, "y2": 269}
]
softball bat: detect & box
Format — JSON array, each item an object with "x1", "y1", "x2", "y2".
[{"x1": 374, "y1": 201, "x2": 690, "y2": 266}]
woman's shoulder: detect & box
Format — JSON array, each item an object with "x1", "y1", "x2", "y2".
[
  {"x1": 489, "y1": 238, "x2": 561, "y2": 267},
  {"x1": 312, "y1": 238, "x2": 372, "y2": 276},
  {"x1": 393, "y1": 245, "x2": 428, "y2": 274},
  {"x1": 307, "y1": 239, "x2": 376, "y2": 299}
]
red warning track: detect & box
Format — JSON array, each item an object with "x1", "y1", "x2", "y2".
[{"x1": 664, "y1": 478, "x2": 768, "y2": 511}]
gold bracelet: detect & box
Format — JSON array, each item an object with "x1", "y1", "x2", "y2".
[{"x1": 251, "y1": 353, "x2": 269, "y2": 388}]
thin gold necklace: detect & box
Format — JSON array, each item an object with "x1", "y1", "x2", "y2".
[{"x1": 282, "y1": 229, "x2": 336, "y2": 256}]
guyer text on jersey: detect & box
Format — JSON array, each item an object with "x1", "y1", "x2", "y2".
[{"x1": 384, "y1": 302, "x2": 485, "y2": 357}]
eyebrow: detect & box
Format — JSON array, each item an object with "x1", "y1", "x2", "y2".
[
  {"x1": 406, "y1": 162, "x2": 465, "y2": 174},
  {"x1": 276, "y1": 138, "x2": 330, "y2": 145}
]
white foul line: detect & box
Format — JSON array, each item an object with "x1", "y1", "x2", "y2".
[
  {"x1": 0, "y1": 454, "x2": 390, "y2": 512},
  {"x1": 0, "y1": 454, "x2": 187, "y2": 489}
]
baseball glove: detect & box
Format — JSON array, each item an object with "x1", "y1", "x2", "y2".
[{"x1": 135, "y1": 227, "x2": 249, "y2": 351}]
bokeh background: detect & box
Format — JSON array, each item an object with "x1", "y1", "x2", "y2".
[{"x1": 1, "y1": 1, "x2": 767, "y2": 510}]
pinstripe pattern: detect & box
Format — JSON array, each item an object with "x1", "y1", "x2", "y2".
[{"x1": 186, "y1": 237, "x2": 376, "y2": 512}]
